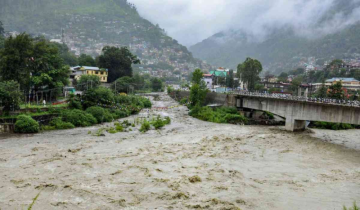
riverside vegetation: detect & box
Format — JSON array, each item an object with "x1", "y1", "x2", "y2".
[
  {"x1": 91, "y1": 114, "x2": 172, "y2": 136},
  {"x1": 14, "y1": 87, "x2": 152, "y2": 133},
  {"x1": 172, "y1": 69, "x2": 248, "y2": 125}
]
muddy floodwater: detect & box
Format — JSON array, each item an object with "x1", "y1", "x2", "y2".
[{"x1": 0, "y1": 93, "x2": 360, "y2": 210}]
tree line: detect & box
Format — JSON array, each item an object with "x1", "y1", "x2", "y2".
[{"x1": 0, "y1": 29, "x2": 147, "y2": 111}]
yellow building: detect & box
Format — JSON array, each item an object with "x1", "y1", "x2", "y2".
[{"x1": 72, "y1": 66, "x2": 108, "y2": 83}]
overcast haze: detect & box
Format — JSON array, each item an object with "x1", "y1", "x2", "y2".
[{"x1": 128, "y1": 0, "x2": 360, "y2": 46}]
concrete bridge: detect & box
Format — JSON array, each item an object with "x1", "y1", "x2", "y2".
[
  {"x1": 171, "y1": 91, "x2": 360, "y2": 132},
  {"x1": 231, "y1": 94, "x2": 360, "y2": 131}
]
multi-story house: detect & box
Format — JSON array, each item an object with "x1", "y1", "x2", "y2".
[{"x1": 71, "y1": 66, "x2": 109, "y2": 83}]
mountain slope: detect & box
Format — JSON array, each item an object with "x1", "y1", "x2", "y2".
[
  {"x1": 0, "y1": 0, "x2": 212, "y2": 73},
  {"x1": 190, "y1": 0, "x2": 360, "y2": 74}
]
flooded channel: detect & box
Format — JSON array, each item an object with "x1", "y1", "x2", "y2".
[{"x1": 0, "y1": 93, "x2": 359, "y2": 210}]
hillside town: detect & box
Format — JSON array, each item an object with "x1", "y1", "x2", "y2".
[{"x1": 191, "y1": 60, "x2": 360, "y2": 100}]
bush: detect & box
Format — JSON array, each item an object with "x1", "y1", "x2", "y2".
[
  {"x1": 140, "y1": 120, "x2": 151, "y2": 133},
  {"x1": 111, "y1": 109, "x2": 130, "y2": 119},
  {"x1": 0, "y1": 80, "x2": 22, "y2": 112},
  {"x1": 115, "y1": 95, "x2": 132, "y2": 104},
  {"x1": 140, "y1": 97, "x2": 152, "y2": 108},
  {"x1": 343, "y1": 202, "x2": 359, "y2": 210},
  {"x1": 77, "y1": 75, "x2": 101, "y2": 91},
  {"x1": 216, "y1": 107, "x2": 238, "y2": 115},
  {"x1": 14, "y1": 115, "x2": 39, "y2": 133},
  {"x1": 190, "y1": 106, "x2": 247, "y2": 125},
  {"x1": 313, "y1": 121, "x2": 355, "y2": 130},
  {"x1": 180, "y1": 98, "x2": 188, "y2": 105},
  {"x1": 68, "y1": 93, "x2": 82, "y2": 110},
  {"x1": 150, "y1": 116, "x2": 171, "y2": 129},
  {"x1": 50, "y1": 117, "x2": 75, "y2": 130},
  {"x1": 164, "y1": 116, "x2": 171, "y2": 125},
  {"x1": 61, "y1": 109, "x2": 97, "y2": 127},
  {"x1": 264, "y1": 111, "x2": 275, "y2": 120},
  {"x1": 114, "y1": 122, "x2": 124, "y2": 132},
  {"x1": 115, "y1": 95, "x2": 152, "y2": 110},
  {"x1": 152, "y1": 116, "x2": 166, "y2": 130},
  {"x1": 82, "y1": 87, "x2": 115, "y2": 109},
  {"x1": 167, "y1": 86, "x2": 174, "y2": 94},
  {"x1": 69, "y1": 100, "x2": 82, "y2": 110},
  {"x1": 224, "y1": 114, "x2": 248, "y2": 124},
  {"x1": 86, "y1": 106, "x2": 113, "y2": 123}
]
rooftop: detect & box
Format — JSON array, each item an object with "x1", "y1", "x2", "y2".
[
  {"x1": 326, "y1": 78, "x2": 359, "y2": 82},
  {"x1": 71, "y1": 66, "x2": 108, "y2": 72}
]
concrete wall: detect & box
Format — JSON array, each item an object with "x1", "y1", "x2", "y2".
[
  {"x1": 0, "y1": 124, "x2": 14, "y2": 133},
  {"x1": 237, "y1": 96, "x2": 360, "y2": 131}
]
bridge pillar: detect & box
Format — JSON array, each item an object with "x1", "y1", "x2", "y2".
[{"x1": 285, "y1": 118, "x2": 306, "y2": 132}]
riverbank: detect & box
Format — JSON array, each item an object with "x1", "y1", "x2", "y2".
[{"x1": 0, "y1": 93, "x2": 359, "y2": 209}]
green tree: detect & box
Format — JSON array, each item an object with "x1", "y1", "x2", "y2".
[
  {"x1": 216, "y1": 77, "x2": 226, "y2": 86},
  {"x1": 0, "y1": 33, "x2": 33, "y2": 90},
  {"x1": 316, "y1": 83, "x2": 328, "y2": 98},
  {"x1": 51, "y1": 43, "x2": 78, "y2": 66},
  {"x1": 327, "y1": 82, "x2": 345, "y2": 99},
  {"x1": 78, "y1": 54, "x2": 96, "y2": 66},
  {"x1": 192, "y1": 69, "x2": 204, "y2": 84},
  {"x1": 133, "y1": 73, "x2": 146, "y2": 90},
  {"x1": 97, "y1": 46, "x2": 140, "y2": 83},
  {"x1": 112, "y1": 76, "x2": 134, "y2": 93},
  {"x1": 82, "y1": 86, "x2": 115, "y2": 109},
  {"x1": 290, "y1": 76, "x2": 303, "y2": 95},
  {"x1": 151, "y1": 78, "x2": 163, "y2": 92},
  {"x1": 189, "y1": 69, "x2": 208, "y2": 107},
  {"x1": 226, "y1": 70, "x2": 234, "y2": 88},
  {"x1": 0, "y1": 80, "x2": 22, "y2": 111},
  {"x1": 0, "y1": 34, "x2": 70, "y2": 98},
  {"x1": 28, "y1": 37, "x2": 69, "y2": 96},
  {"x1": 77, "y1": 75, "x2": 101, "y2": 91},
  {"x1": 349, "y1": 69, "x2": 360, "y2": 81},
  {"x1": 237, "y1": 58, "x2": 263, "y2": 91},
  {"x1": 278, "y1": 72, "x2": 289, "y2": 83}
]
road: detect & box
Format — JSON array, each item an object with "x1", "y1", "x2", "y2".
[{"x1": 0, "y1": 93, "x2": 359, "y2": 210}]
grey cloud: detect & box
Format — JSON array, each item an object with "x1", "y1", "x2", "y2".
[{"x1": 128, "y1": 0, "x2": 360, "y2": 46}]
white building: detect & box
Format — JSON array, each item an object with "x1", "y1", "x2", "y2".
[{"x1": 203, "y1": 74, "x2": 213, "y2": 89}]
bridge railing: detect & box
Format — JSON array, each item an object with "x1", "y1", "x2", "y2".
[{"x1": 233, "y1": 91, "x2": 360, "y2": 107}]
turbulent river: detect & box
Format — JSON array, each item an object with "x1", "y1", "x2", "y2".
[{"x1": 0, "y1": 93, "x2": 359, "y2": 210}]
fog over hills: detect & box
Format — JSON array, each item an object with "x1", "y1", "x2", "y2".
[{"x1": 187, "y1": 0, "x2": 360, "y2": 73}]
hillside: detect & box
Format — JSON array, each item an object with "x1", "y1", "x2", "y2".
[
  {"x1": 0, "y1": 0, "x2": 212, "y2": 75},
  {"x1": 189, "y1": 0, "x2": 360, "y2": 74}
]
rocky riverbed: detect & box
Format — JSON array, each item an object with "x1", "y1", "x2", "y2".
[{"x1": 0, "y1": 93, "x2": 359, "y2": 210}]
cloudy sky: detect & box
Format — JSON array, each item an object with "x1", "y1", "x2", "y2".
[{"x1": 128, "y1": 0, "x2": 360, "y2": 47}]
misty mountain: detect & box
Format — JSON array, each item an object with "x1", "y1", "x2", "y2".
[
  {"x1": 189, "y1": 0, "x2": 360, "y2": 74},
  {"x1": 0, "y1": 0, "x2": 211, "y2": 72}
]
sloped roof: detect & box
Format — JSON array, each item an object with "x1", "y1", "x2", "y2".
[{"x1": 210, "y1": 70, "x2": 227, "y2": 77}]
